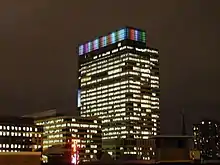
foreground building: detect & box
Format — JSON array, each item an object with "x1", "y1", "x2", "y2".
[
  {"x1": 193, "y1": 119, "x2": 220, "y2": 160},
  {"x1": 0, "y1": 152, "x2": 41, "y2": 165},
  {"x1": 80, "y1": 135, "x2": 194, "y2": 165},
  {"x1": 78, "y1": 27, "x2": 160, "y2": 159},
  {"x1": 35, "y1": 115, "x2": 102, "y2": 163},
  {"x1": 0, "y1": 116, "x2": 42, "y2": 152}
]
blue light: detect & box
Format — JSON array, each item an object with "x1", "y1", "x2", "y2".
[
  {"x1": 77, "y1": 89, "x2": 81, "y2": 107},
  {"x1": 88, "y1": 42, "x2": 92, "y2": 52},
  {"x1": 135, "y1": 30, "x2": 138, "y2": 41},
  {"x1": 79, "y1": 45, "x2": 84, "y2": 55},
  {"x1": 94, "y1": 39, "x2": 99, "y2": 50},
  {"x1": 118, "y1": 28, "x2": 126, "y2": 41},
  {"x1": 111, "y1": 32, "x2": 116, "y2": 44},
  {"x1": 103, "y1": 36, "x2": 107, "y2": 47}
]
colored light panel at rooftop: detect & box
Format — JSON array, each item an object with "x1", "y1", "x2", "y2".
[{"x1": 78, "y1": 28, "x2": 146, "y2": 55}]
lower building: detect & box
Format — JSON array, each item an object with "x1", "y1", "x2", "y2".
[
  {"x1": 79, "y1": 135, "x2": 194, "y2": 165},
  {"x1": 102, "y1": 138, "x2": 155, "y2": 160},
  {"x1": 0, "y1": 116, "x2": 42, "y2": 152},
  {"x1": 152, "y1": 135, "x2": 193, "y2": 163},
  {"x1": 193, "y1": 119, "x2": 220, "y2": 160},
  {"x1": 35, "y1": 115, "x2": 102, "y2": 163}
]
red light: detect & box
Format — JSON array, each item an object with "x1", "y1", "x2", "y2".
[
  {"x1": 108, "y1": 34, "x2": 111, "y2": 44},
  {"x1": 130, "y1": 29, "x2": 135, "y2": 40}
]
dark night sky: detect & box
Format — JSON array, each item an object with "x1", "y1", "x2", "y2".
[{"x1": 0, "y1": 0, "x2": 220, "y2": 134}]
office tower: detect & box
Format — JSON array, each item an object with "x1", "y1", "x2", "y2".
[
  {"x1": 193, "y1": 120, "x2": 220, "y2": 160},
  {"x1": 0, "y1": 117, "x2": 42, "y2": 152},
  {"x1": 78, "y1": 27, "x2": 160, "y2": 159},
  {"x1": 35, "y1": 114, "x2": 102, "y2": 163}
]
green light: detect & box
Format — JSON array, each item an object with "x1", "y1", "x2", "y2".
[{"x1": 141, "y1": 31, "x2": 146, "y2": 43}]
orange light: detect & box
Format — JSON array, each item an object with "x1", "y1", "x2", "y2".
[{"x1": 71, "y1": 139, "x2": 79, "y2": 165}]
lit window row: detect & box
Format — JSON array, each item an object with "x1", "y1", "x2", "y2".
[
  {"x1": 151, "y1": 80, "x2": 159, "y2": 84},
  {"x1": 81, "y1": 80, "x2": 143, "y2": 95},
  {"x1": 81, "y1": 90, "x2": 128, "y2": 102},
  {"x1": 82, "y1": 99, "x2": 128, "y2": 108},
  {"x1": 0, "y1": 150, "x2": 19, "y2": 152},
  {"x1": 133, "y1": 66, "x2": 150, "y2": 73},
  {"x1": 37, "y1": 119, "x2": 64, "y2": 126},
  {"x1": 0, "y1": 144, "x2": 28, "y2": 148},
  {"x1": 0, "y1": 131, "x2": 40, "y2": 137},
  {"x1": 84, "y1": 62, "x2": 126, "y2": 77},
  {"x1": 102, "y1": 126, "x2": 126, "y2": 132},
  {"x1": 81, "y1": 72, "x2": 131, "y2": 87},
  {"x1": 48, "y1": 134, "x2": 63, "y2": 138},
  {"x1": 81, "y1": 87, "x2": 142, "y2": 101},
  {"x1": 43, "y1": 140, "x2": 63, "y2": 144},
  {"x1": 151, "y1": 75, "x2": 159, "y2": 80},
  {"x1": 81, "y1": 54, "x2": 127, "y2": 74},
  {"x1": 0, "y1": 125, "x2": 36, "y2": 131}
]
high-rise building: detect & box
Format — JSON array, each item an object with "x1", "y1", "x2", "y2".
[
  {"x1": 193, "y1": 119, "x2": 220, "y2": 160},
  {"x1": 0, "y1": 117, "x2": 42, "y2": 152},
  {"x1": 78, "y1": 27, "x2": 160, "y2": 159}
]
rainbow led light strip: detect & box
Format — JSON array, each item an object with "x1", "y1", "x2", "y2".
[{"x1": 78, "y1": 27, "x2": 146, "y2": 55}]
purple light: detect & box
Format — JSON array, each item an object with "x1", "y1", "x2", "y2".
[{"x1": 135, "y1": 30, "x2": 138, "y2": 41}]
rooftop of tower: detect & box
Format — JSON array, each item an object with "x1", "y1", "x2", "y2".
[{"x1": 78, "y1": 26, "x2": 147, "y2": 55}]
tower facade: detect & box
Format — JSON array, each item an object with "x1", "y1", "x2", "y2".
[{"x1": 78, "y1": 27, "x2": 160, "y2": 159}]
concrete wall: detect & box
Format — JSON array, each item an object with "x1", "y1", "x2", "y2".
[
  {"x1": 156, "y1": 148, "x2": 190, "y2": 161},
  {"x1": 0, "y1": 152, "x2": 41, "y2": 165}
]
